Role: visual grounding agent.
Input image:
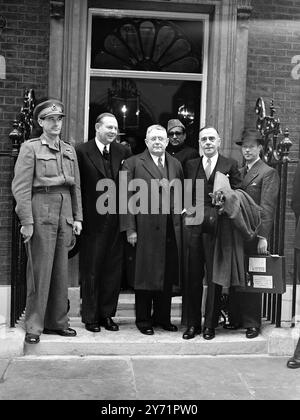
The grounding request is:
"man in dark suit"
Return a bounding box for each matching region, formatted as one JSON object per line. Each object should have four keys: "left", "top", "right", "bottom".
{"left": 76, "top": 112, "right": 131, "bottom": 333}
{"left": 287, "top": 163, "right": 300, "bottom": 368}
{"left": 166, "top": 119, "right": 199, "bottom": 168}
{"left": 226, "top": 129, "right": 279, "bottom": 338}
{"left": 120, "top": 124, "right": 183, "bottom": 335}
{"left": 182, "top": 126, "right": 241, "bottom": 340}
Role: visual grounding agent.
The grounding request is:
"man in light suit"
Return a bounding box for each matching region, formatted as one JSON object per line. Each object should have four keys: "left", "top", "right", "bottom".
{"left": 120, "top": 125, "right": 183, "bottom": 335}
{"left": 182, "top": 126, "right": 241, "bottom": 340}
{"left": 76, "top": 113, "right": 131, "bottom": 333}
{"left": 226, "top": 129, "right": 279, "bottom": 338}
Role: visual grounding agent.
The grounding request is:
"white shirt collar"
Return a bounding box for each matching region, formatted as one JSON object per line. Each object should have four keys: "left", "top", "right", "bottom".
{"left": 247, "top": 157, "right": 260, "bottom": 170}
{"left": 150, "top": 153, "right": 165, "bottom": 167}
{"left": 202, "top": 152, "right": 218, "bottom": 171}
{"left": 95, "top": 137, "right": 110, "bottom": 154}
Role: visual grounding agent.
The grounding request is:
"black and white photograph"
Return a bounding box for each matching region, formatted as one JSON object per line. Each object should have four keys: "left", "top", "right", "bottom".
{"left": 0, "top": 0, "right": 300, "bottom": 404}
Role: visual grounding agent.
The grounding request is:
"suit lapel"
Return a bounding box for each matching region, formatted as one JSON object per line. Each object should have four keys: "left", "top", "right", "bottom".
{"left": 195, "top": 157, "right": 206, "bottom": 180}
{"left": 86, "top": 139, "right": 106, "bottom": 178}
{"left": 165, "top": 152, "right": 176, "bottom": 181}
{"left": 110, "top": 141, "right": 123, "bottom": 180}
{"left": 141, "top": 149, "right": 164, "bottom": 180}
{"left": 242, "top": 159, "right": 262, "bottom": 188}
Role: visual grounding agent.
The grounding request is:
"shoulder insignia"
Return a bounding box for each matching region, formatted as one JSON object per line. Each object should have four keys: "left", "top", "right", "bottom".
{"left": 27, "top": 137, "right": 40, "bottom": 143}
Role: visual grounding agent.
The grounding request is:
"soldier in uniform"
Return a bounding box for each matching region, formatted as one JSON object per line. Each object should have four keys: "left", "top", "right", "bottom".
{"left": 12, "top": 99, "right": 83, "bottom": 344}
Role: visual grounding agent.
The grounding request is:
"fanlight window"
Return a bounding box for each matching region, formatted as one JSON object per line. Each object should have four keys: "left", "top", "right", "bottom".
{"left": 91, "top": 18, "right": 203, "bottom": 73}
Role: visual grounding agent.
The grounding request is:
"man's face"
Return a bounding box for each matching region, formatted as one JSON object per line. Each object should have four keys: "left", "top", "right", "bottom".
{"left": 38, "top": 115, "right": 63, "bottom": 138}
{"left": 241, "top": 139, "right": 261, "bottom": 163}
{"left": 168, "top": 127, "right": 186, "bottom": 146}
{"left": 145, "top": 128, "right": 168, "bottom": 156}
{"left": 199, "top": 127, "right": 221, "bottom": 158}
{"left": 96, "top": 116, "right": 118, "bottom": 145}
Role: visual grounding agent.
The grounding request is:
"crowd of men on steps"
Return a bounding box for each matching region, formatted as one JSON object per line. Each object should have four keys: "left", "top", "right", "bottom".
{"left": 11, "top": 98, "right": 300, "bottom": 369}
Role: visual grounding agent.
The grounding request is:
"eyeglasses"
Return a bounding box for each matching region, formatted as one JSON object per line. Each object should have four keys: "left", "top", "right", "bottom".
{"left": 168, "top": 131, "right": 184, "bottom": 137}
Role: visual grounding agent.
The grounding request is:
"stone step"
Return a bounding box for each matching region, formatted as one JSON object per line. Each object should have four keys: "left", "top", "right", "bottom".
{"left": 22, "top": 317, "right": 274, "bottom": 357}
{"left": 68, "top": 288, "right": 183, "bottom": 318}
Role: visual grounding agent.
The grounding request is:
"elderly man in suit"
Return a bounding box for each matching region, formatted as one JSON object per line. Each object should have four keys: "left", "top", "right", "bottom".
{"left": 225, "top": 129, "right": 279, "bottom": 338}
{"left": 182, "top": 126, "right": 241, "bottom": 340}
{"left": 76, "top": 112, "right": 131, "bottom": 333}
{"left": 120, "top": 124, "right": 183, "bottom": 335}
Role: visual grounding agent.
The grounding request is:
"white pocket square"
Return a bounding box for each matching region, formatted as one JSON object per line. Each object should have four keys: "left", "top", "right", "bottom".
{"left": 250, "top": 182, "right": 257, "bottom": 186}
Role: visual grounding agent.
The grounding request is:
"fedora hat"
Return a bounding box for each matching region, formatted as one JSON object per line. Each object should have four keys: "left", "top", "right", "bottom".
{"left": 235, "top": 128, "right": 264, "bottom": 146}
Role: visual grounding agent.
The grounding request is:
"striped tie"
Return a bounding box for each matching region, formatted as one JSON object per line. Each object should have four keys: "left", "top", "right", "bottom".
{"left": 205, "top": 158, "right": 212, "bottom": 179}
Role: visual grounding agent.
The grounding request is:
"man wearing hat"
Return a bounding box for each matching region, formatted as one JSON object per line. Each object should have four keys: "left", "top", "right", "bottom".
{"left": 225, "top": 128, "right": 279, "bottom": 338}
{"left": 166, "top": 119, "right": 198, "bottom": 168}
{"left": 12, "top": 99, "right": 83, "bottom": 344}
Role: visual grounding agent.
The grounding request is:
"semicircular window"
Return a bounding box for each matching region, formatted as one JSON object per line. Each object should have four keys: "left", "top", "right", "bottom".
{"left": 91, "top": 17, "right": 203, "bottom": 74}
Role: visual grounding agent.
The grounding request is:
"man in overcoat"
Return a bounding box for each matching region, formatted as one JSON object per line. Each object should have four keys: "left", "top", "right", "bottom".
{"left": 76, "top": 112, "right": 131, "bottom": 333}
{"left": 226, "top": 129, "right": 279, "bottom": 338}
{"left": 182, "top": 126, "right": 241, "bottom": 340}
{"left": 120, "top": 124, "right": 183, "bottom": 335}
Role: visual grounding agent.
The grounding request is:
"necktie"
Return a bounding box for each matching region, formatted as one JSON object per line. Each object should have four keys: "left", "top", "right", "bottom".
{"left": 103, "top": 145, "right": 109, "bottom": 160}
{"left": 158, "top": 156, "right": 164, "bottom": 170}
{"left": 205, "top": 158, "right": 212, "bottom": 179}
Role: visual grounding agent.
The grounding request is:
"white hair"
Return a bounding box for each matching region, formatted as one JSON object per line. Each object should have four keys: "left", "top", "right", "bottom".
{"left": 146, "top": 124, "right": 167, "bottom": 138}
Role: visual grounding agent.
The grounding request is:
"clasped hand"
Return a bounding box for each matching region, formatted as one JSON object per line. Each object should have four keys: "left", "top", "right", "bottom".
{"left": 209, "top": 191, "right": 225, "bottom": 214}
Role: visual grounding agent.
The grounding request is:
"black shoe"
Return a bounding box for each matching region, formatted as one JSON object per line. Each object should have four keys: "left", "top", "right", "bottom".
{"left": 223, "top": 323, "right": 240, "bottom": 330}
{"left": 85, "top": 323, "right": 101, "bottom": 333}
{"left": 43, "top": 327, "right": 77, "bottom": 337}
{"left": 138, "top": 326, "right": 154, "bottom": 335}
{"left": 100, "top": 317, "right": 119, "bottom": 331}
{"left": 203, "top": 327, "right": 215, "bottom": 340}
{"left": 287, "top": 357, "right": 300, "bottom": 369}
{"left": 25, "top": 333, "right": 40, "bottom": 344}
{"left": 182, "top": 326, "right": 201, "bottom": 340}
{"left": 153, "top": 322, "right": 178, "bottom": 332}
{"left": 246, "top": 327, "right": 260, "bottom": 339}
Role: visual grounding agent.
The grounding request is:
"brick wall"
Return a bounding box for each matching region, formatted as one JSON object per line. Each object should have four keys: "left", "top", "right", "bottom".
{"left": 0, "top": 0, "right": 50, "bottom": 285}
{"left": 245, "top": 0, "right": 300, "bottom": 283}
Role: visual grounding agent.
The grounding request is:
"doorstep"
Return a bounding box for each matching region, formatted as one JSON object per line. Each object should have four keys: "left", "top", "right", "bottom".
{"left": 17, "top": 318, "right": 300, "bottom": 358}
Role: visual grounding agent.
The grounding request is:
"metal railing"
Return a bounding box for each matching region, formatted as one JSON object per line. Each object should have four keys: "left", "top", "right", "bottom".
{"left": 255, "top": 97, "right": 298, "bottom": 327}
{"left": 9, "top": 89, "right": 35, "bottom": 327}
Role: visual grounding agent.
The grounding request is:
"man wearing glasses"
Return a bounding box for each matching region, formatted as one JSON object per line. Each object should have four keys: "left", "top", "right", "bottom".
{"left": 182, "top": 126, "right": 241, "bottom": 340}
{"left": 120, "top": 125, "right": 183, "bottom": 335}
{"left": 166, "top": 119, "right": 198, "bottom": 168}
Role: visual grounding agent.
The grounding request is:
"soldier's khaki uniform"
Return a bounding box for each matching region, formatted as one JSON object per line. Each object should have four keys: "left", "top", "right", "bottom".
{"left": 12, "top": 134, "right": 83, "bottom": 335}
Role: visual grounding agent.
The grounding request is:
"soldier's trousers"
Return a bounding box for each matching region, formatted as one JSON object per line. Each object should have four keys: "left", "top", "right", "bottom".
{"left": 25, "top": 192, "right": 74, "bottom": 335}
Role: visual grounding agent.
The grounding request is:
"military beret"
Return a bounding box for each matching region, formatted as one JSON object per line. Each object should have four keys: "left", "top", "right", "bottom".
{"left": 33, "top": 99, "right": 65, "bottom": 121}
{"left": 235, "top": 128, "right": 264, "bottom": 146}
{"left": 167, "top": 119, "right": 185, "bottom": 133}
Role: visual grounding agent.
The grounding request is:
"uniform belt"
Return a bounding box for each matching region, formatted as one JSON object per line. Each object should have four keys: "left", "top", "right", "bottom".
{"left": 32, "top": 185, "right": 70, "bottom": 194}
